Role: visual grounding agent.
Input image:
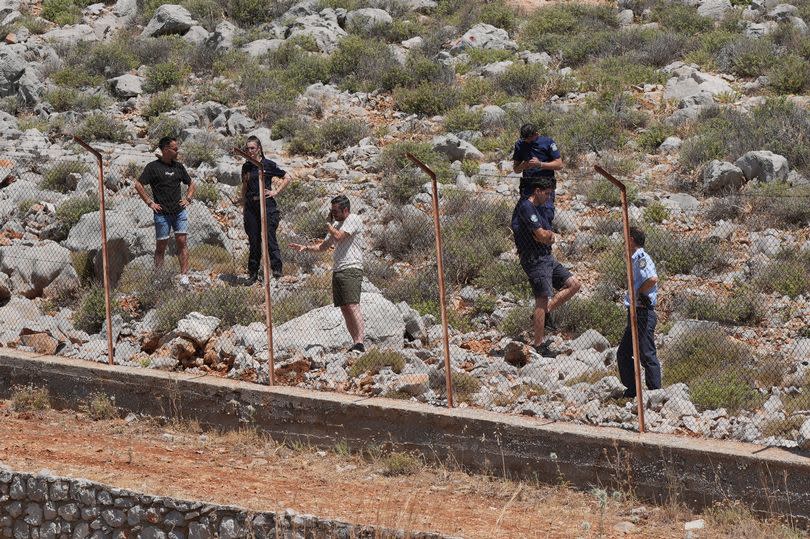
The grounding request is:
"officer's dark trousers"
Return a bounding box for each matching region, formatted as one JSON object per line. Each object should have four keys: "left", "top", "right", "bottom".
{"left": 244, "top": 200, "right": 281, "bottom": 275}
{"left": 617, "top": 308, "right": 661, "bottom": 395}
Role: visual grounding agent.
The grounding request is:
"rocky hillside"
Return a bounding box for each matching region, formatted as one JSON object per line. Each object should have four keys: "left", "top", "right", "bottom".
{"left": 0, "top": 0, "right": 809, "bottom": 447}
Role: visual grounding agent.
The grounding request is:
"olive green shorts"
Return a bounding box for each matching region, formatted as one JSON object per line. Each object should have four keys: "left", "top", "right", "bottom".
{"left": 332, "top": 268, "right": 362, "bottom": 307}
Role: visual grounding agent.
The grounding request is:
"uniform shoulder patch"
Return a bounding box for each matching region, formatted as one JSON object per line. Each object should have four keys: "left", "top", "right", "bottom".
{"left": 638, "top": 258, "right": 647, "bottom": 269}
{"left": 530, "top": 214, "right": 539, "bottom": 222}
{"left": 550, "top": 143, "right": 558, "bottom": 152}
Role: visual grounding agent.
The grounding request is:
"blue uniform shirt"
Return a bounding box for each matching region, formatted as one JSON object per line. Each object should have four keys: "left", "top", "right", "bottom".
{"left": 624, "top": 248, "right": 658, "bottom": 307}
{"left": 511, "top": 197, "right": 552, "bottom": 258}
{"left": 512, "top": 136, "right": 561, "bottom": 220}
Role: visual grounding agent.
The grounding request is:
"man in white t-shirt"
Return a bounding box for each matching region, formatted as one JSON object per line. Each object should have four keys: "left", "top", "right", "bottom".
{"left": 290, "top": 195, "right": 366, "bottom": 352}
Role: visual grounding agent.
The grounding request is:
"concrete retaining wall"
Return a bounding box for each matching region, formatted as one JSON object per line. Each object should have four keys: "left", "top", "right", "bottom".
{"left": 2, "top": 350, "right": 810, "bottom": 525}
{"left": 0, "top": 468, "right": 450, "bottom": 539}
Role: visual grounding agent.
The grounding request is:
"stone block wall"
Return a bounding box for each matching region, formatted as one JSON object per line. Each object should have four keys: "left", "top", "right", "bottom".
{"left": 0, "top": 467, "right": 451, "bottom": 539}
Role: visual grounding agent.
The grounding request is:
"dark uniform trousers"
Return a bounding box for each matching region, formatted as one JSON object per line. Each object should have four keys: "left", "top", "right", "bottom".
{"left": 244, "top": 199, "right": 282, "bottom": 275}
{"left": 617, "top": 308, "right": 661, "bottom": 395}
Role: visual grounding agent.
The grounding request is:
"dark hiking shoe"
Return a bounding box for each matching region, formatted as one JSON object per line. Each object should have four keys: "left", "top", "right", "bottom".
{"left": 531, "top": 342, "right": 558, "bottom": 358}
{"left": 348, "top": 342, "right": 366, "bottom": 353}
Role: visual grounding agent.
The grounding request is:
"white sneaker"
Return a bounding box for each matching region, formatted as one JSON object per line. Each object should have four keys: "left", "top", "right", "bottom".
{"left": 179, "top": 275, "right": 190, "bottom": 286}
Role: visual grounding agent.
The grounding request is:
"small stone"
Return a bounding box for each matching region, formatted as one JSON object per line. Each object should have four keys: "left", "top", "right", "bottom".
{"left": 613, "top": 521, "right": 637, "bottom": 534}
{"left": 684, "top": 519, "right": 705, "bottom": 530}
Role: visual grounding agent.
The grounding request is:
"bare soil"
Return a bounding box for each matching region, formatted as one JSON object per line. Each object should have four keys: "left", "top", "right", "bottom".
{"left": 1, "top": 401, "right": 801, "bottom": 538}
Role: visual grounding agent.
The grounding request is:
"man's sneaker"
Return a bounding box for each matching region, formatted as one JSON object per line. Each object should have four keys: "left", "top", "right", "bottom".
{"left": 348, "top": 342, "right": 365, "bottom": 353}
{"left": 179, "top": 275, "right": 190, "bottom": 286}
{"left": 622, "top": 389, "right": 636, "bottom": 399}
{"left": 245, "top": 273, "right": 258, "bottom": 285}
{"left": 272, "top": 269, "right": 283, "bottom": 279}
{"left": 531, "top": 342, "right": 558, "bottom": 358}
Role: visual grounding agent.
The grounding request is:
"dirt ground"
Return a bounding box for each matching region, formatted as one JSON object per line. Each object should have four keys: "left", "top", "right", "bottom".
{"left": 1, "top": 400, "right": 803, "bottom": 539}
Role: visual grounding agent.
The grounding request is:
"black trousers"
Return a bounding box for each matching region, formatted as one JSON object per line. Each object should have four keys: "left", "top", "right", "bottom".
{"left": 617, "top": 308, "right": 661, "bottom": 395}
{"left": 243, "top": 201, "right": 281, "bottom": 275}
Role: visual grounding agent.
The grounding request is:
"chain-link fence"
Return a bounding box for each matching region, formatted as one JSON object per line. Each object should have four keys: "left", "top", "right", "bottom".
{"left": 1, "top": 142, "right": 809, "bottom": 442}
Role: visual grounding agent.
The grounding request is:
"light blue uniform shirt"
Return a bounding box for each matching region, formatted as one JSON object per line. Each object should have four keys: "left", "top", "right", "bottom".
{"left": 624, "top": 248, "right": 658, "bottom": 307}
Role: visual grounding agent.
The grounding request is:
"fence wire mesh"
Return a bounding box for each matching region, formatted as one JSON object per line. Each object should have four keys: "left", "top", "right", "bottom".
{"left": 1, "top": 148, "right": 809, "bottom": 442}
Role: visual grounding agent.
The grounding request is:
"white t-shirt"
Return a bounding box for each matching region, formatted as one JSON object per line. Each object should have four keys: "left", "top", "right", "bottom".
{"left": 330, "top": 213, "right": 364, "bottom": 271}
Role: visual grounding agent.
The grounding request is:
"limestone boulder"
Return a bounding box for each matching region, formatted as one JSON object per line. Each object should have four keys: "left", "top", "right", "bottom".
{"left": 141, "top": 4, "right": 196, "bottom": 38}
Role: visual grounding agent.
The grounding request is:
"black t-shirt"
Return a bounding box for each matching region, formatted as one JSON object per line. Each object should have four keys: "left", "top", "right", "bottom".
{"left": 138, "top": 159, "right": 192, "bottom": 215}
{"left": 242, "top": 158, "right": 286, "bottom": 206}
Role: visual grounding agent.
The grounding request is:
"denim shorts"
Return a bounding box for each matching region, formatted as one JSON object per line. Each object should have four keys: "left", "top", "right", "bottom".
{"left": 154, "top": 209, "right": 188, "bottom": 241}
{"left": 520, "top": 254, "right": 572, "bottom": 298}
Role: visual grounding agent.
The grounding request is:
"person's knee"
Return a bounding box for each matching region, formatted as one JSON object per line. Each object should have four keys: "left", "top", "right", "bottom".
{"left": 566, "top": 277, "right": 581, "bottom": 294}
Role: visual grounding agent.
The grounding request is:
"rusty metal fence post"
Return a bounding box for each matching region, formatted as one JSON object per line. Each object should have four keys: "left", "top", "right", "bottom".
{"left": 594, "top": 164, "right": 645, "bottom": 433}
{"left": 73, "top": 136, "right": 114, "bottom": 366}
{"left": 405, "top": 153, "right": 454, "bottom": 408}
{"left": 233, "top": 147, "right": 276, "bottom": 385}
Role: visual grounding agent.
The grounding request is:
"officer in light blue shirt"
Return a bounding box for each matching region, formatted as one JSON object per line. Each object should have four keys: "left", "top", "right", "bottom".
{"left": 617, "top": 226, "right": 661, "bottom": 398}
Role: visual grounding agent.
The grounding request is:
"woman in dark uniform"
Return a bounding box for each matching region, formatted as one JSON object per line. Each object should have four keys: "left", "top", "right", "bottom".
{"left": 240, "top": 135, "right": 291, "bottom": 284}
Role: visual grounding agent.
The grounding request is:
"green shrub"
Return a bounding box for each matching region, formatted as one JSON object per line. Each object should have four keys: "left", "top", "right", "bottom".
{"left": 443, "top": 106, "right": 484, "bottom": 133}
{"left": 70, "top": 251, "right": 95, "bottom": 284}
{"left": 442, "top": 195, "right": 513, "bottom": 285}
{"left": 292, "top": 203, "right": 330, "bottom": 240}
{"left": 181, "top": 0, "right": 223, "bottom": 29}
{"left": 75, "top": 114, "right": 130, "bottom": 143}
{"left": 83, "top": 39, "right": 139, "bottom": 77}
{"left": 662, "top": 328, "right": 758, "bottom": 412}
{"left": 74, "top": 286, "right": 107, "bottom": 333}
{"left": 393, "top": 81, "right": 460, "bottom": 116}
{"left": 646, "top": 227, "right": 726, "bottom": 276}
{"left": 456, "top": 48, "right": 514, "bottom": 74}
{"left": 188, "top": 244, "right": 236, "bottom": 273}
{"left": 155, "top": 286, "right": 262, "bottom": 333}
{"left": 479, "top": 0, "right": 517, "bottom": 32}
{"left": 500, "top": 303, "right": 533, "bottom": 339}
{"left": 116, "top": 265, "right": 176, "bottom": 313}
{"left": 273, "top": 283, "right": 331, "bottom": 324}
{"left": 411, "top": 299, "right": 474, "bottom": 333}
{"left": 17, "top": 198, "right": 37, "bottom": 215}
{"left": 82, "top": 392, "right": 118, "bottom": 420}
{"left": 51, "top": 68, "right": 104, "bottom": 89}
{"left": 449, "top": 371, "right": 481, "bottom": 403}
{"left": 518, "top": 3, "right": 618, "bottom": 66}
{"left": 228, "top": 0, "right": 288, "bottom": 26}
{"left": 378, "top": 141, "right": 453, "bottom": 204}
{"left": 679, "top": 98, "right": 810, "bottom": 175}
{"left": 147, "top": 114, "right": 182, "bottom": 144}
{"left": 144, "top": 62, "right": 189, "bottom": 93}
{"left": 195, "top": 182, "right": 219, "bottom": 207}
{"left": 652, "top": 4, "right": 713, "bottom": 34}
{"left": 553, "top": 109, "right": 622, "bottom": 163}
{"left": 329, "top": 35, "right": 403, "bottom": 92}
{"left": 636, "top": 123, "right": 673, "bottom": 152}
{"left": 182, "top": 138, "right": 221, "bottom": 167}
{"left": 494, "top": 63, "right": 547, "bottom": 99}
{"left": 10, "top": 384, "right": 50, "bottom": 412}
{"left": 143, "top": 91, "right": 176, "bottom": 119}
{"left": 473, "top": 294, "right": 497, "bottom": 315}
{"left": 278, "top": 179, "right": 326, "bottom": 208}
{"left": 585, "top": 178, "right": 638, "bottom": 207}
{"left": 42, "top": 161, "right": 90, "bottom": 193}
{"left": 41, "top": 0, "right": 80, "bottom": 25}
{"left": 56, "top": 195, "right": 99, "bottom": 230}
{"left": 45, "top": 88, "right": 106, "bottom": 113}
{"left": 715, "top": 37, "right": 773, "bottom": 78}
{"left": 373, "top": 206, "right": 434, "bottom": 262}
{"left": 554, "top": 294, "right": 626, "bottom": 343}
{"left": 381, "top": 451, "right": 421, "bottom": 476}
{"left": 474, "top": 260, "right": 532, "bottom": 299}
{"left": 756, "top": 256, "right": 810, "bottom": 298}
{"left": 382, "top": 270, "right": 439, "bottom": 307}
{"left": 195, "top": 81, "right": 238, "bottom": 105}
{"left": 769, "top": 54, "right": 810, "bottom": 94}
{"left": 677, "top": 287, "right": 763, "bottom": 326}
{"left": 245, "top": 88, "right": 296, "bottom": 124}
{"left": 288, "top": 117, "right": 369, "bottom": 157}
{"left": 348, "top": 348, "right": 406, "bottom": 378}
{"left": 643, "top": 201, "right": 670, "bottom": 224}
{"left": 578, "top": 55, "right": 666, "bottom": 93}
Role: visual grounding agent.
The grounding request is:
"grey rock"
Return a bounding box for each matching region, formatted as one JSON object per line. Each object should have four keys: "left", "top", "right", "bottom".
{"left": 735, "top": 150, "right": 789, "bottom": 183}
{"left": 141, "top": 5, "right": 196, "bottom": 38}
{"left": 218, "top": 517, "right": 242, "bottom": 539}
{"left": 206, "top": 21, "right": 238, "bottom": 52}
{"left": 0, "top": 242, "right": 78, "bottom": 299}
{"left": 702, "top": 160, "right": 746, "bottom": 193}
{"left": 42, "top": 24, "right": 99, "bottom": 44}
{"left": 286, "top": 9, "right": 347, "bottom": 53}
{"left": 480, "top": 60, "right": 513, "bottom": 77}
{"left": 432, "top": 133, "right": 483, "bottom": 161}
{"left": 58, "top": 504, "right": 81, "bottom": 522}
{"left": 101, "top": 510, "right": 125, "bottom": 528}
{"left": 275, "top": 292, "right": 404, "bottom": 351}
{"left": 182, "top": 25, "right": 210, "bottom": 46}
{"left": 451, "top": 23, "right": 517, "bottom": 52}
{"left": 23, "top": 504, "right": 42, "bottom": 526}
{"left": 113, "top": 0, "right": 137, "bottom": 22}
{"left": 107, "top": 74, "right": 144, "bottom": 98}
{"left": 569, "top": 329, "right": 610, "bottom": 352}
{"left": 745, "top": 20, "right": 778, "bottom": 37}
{"left": 589, "top": 376, "right": 625, "bottom": 400}
{"left": 186, "top": 523, "right": 211, "bottom": 539}
{"left": 518, "top": 50, "right": 552, "bottom": 66}
{"left": 768, "top": 3, "right": 798, "bottom": 20}
{"left": 140, "top": 527, "right": 166, "bottom": 539}
{"left": 241, "top": 38, "right": 284, "bottom": 58}
{"left": 658, "top": 136, "right": 682, "bottom": 152}
{"left": 346, "top": 8, "right": 392, "bottom": 32}
{"left": 698, "top": 0, "right": 732, "bottom": 19}
{"left": 617, "top": 8, "right": 634, "bottom": 25}
{"left": 397, "top": 301, "right": 426, "bottom": 340}
{"left": 660, "top": 192, "right": 700, "bottom": 212}
{"left": 664, "top": 66, "right": 732, "bottom": 103}
{"left": 0, "top": 47, "right": 25, "bottom": 98}
{"left": 797, "top": 418, "right": 810, "bottom": 450}
{"left": 176, "top": 312, "right": 220, "bottom": 347}
{"left": 661, "top": 396, "right": 698, "bottom": 417}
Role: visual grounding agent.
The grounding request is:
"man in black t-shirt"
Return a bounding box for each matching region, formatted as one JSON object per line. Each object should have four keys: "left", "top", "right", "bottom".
{"left": 134, "top": 136, "right": 196, "bottom": 283}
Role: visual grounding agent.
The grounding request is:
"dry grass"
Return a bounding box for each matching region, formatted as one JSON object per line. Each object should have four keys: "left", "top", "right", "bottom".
{"left": 10, "top": 384, "right": 50, "bottom": 412}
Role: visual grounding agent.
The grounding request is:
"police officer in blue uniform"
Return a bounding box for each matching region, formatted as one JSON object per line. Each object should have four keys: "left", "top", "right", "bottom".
{"left": 617, "top": 227, "right": 661, "bottom": 398}
{"left": 240, "top": 135, "right": 292, "bottom": 284}
{"left": 511, "top": 176, "right": 580, "bottom": 357}
{"left": 512, "top": 123, "right": 563, "bottom": 223}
